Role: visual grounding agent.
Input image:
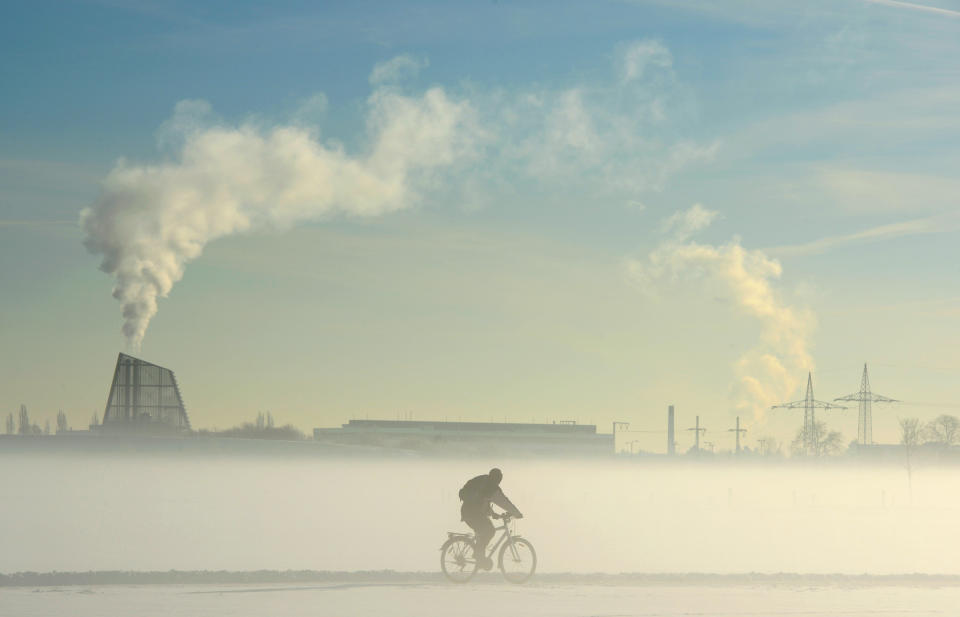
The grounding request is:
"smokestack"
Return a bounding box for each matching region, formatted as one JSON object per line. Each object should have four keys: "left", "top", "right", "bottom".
{"left": 667, "top": 405, "right": 675, "bottom": 455}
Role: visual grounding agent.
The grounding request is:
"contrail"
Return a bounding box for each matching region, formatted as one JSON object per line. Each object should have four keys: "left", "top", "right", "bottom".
{"left": 865, "top": 0, "right": 960, "bottom": 18}
{"left": 765, "top": 215, "right": 957, "bottom": 257}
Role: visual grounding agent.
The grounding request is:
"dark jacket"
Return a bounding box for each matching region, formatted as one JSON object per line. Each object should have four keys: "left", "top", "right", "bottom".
{"left": 459, "top": 474, "right": 522, "bottom": 518}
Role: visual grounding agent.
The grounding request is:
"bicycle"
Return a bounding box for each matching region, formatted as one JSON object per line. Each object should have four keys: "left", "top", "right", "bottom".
{"left": 439, "top": 513, "right": 536, "bottom": 584}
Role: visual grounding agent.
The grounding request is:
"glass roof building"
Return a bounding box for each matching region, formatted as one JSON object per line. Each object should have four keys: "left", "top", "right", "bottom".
{"left": 102, "top": 353, "right": 191, "bottom": 432}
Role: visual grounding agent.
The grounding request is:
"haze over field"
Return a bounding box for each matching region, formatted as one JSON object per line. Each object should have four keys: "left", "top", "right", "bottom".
{"left": 2, "top": 454, "right": 958, "bottom": 575}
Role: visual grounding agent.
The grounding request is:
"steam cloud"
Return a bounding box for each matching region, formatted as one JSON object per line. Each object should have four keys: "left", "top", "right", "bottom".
{"left": 81, "top": 83, "right": 476, "bottom": 347}
{"left": 82, "top": 43, "right": 715, "bottom": 347}
{"left": 628, "top": 205, "right": 814, "bottom": 419}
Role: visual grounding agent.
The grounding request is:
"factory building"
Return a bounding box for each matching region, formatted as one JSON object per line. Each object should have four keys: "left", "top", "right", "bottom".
{"left": 99, "top": 353, "right": 191, "bottom": 434}
{"left": 314, "top": 419, "right": 612, "bottom": 455}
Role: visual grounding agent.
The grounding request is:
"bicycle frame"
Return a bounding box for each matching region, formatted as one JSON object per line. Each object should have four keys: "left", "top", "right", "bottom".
{"left": 484, "top": 520, "right": 509, "bottom": 558}
{"left": 441, "top": 514, "right": 535, "bottom": 584}
{"left": 446, "top": 516, "right": 522, "bottom": 564}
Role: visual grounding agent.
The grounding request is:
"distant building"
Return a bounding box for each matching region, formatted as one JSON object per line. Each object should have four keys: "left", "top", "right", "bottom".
{"left": 314, "top": 419, "right": 612, "bottom": 455}
{"left": 99, "top": 353, "right": 191, "bottom": 434}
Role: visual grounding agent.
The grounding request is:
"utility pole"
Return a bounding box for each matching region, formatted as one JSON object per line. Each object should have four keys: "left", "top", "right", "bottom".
{"left": 687, "top": 415, "right": 705, "bottom": 454}
{"left": 728, "top": 416, "right": 747, "bottom": 454}
{"left": 772, "top": 372, "right": 846, "bottom": 456}
{"left": 667, "top": 405, "right": 676, "bottom": 456}
{"left": 612, "top": 421, "right": 629, "bottom": 454}
{"left": 834, "top": 363, "right": 898, "bottom": 446}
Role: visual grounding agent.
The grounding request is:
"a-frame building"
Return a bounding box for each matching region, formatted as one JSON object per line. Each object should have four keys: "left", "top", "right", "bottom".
{"left": 102, "top": 353, "right": 191, "bottom": 432}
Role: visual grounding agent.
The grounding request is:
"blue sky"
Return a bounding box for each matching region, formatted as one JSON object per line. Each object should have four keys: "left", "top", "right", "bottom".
{"left": 2, "top": 0, "right": 959, "bottom": 450}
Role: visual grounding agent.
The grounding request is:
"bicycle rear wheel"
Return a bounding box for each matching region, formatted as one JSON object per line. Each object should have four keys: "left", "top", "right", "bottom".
{"left": 440, "top": 536, "right": 478, "bottom": 583}
{"left": 499, "top": 537, "right": 536, "bottom": 584}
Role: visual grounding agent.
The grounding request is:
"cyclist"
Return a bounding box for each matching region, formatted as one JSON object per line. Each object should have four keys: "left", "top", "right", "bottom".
{"left": 458, "top": 467, "right": 523, "bottom": 570}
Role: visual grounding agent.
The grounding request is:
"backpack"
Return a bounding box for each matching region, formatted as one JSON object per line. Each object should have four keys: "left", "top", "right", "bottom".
{"left": 458, "top": 474, "right": 486, "bottom": 502}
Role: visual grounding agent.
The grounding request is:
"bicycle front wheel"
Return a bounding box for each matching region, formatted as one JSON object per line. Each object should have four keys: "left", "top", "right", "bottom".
{"left": 440, "top": 536, "right": 478, "bottom": 583}
{"left": 499, "top": 537, "right": 536, "bottom": 584}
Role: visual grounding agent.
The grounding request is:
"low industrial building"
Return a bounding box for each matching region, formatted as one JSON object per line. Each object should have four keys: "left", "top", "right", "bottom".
{"left": 313, "top": 419, "right": 613, "bottom": 456}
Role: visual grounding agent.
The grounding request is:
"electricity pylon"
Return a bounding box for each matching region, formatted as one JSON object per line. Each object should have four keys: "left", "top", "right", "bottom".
{"left": 772, "top": 372, "right": 846, "bottom": 456}
{"left": 834, "top": 363, "right": 898, "bottom": 445}
{"left": 687, "top": 415, "right": 706, "bottom": 453}
{"left": 728, "top": 416, "right": 747, "bottom": 454}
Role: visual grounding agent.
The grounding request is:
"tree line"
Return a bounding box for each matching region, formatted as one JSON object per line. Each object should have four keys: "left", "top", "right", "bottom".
{"left": 4, "top": 407, "right": 305, "bottom": 440}
{"left": 900, "top": 414, "right": 960, "bottom": 446}
{"left": 196, "top": 411, "right": 306, "bottom": 440}
{"left": 2, "top": 405, "right": 74, "bottom": 436}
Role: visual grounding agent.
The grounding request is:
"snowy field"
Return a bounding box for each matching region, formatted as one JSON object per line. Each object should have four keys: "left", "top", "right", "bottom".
{"left": 6, "top": 580, "right": 960, "bottom": 617}
{"left": 4, "top": 450, "right": 960, "bottom": 616}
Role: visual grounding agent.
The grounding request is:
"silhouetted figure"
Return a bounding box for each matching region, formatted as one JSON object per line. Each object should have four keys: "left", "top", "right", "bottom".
{"left": 458, "top": 467, "right": 523, "bottom": 570}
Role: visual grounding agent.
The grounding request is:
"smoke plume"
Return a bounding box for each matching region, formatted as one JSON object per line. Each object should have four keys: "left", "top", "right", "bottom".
{"left": 81, "top": 84, "right": 476, "bottom": 347}
{"left": 628, "top": 205, "right": 815, "bottom": 419}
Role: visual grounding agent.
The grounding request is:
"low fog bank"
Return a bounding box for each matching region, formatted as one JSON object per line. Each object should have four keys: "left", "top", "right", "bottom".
{"left": 1, "top": 454, "right": 957, "bottom": 575}
{"left": 8, "top": 571, "right": 960, "bottom": 588}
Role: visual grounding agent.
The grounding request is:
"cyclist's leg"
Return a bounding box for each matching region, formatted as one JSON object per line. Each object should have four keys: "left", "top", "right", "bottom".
{"left": 462, "top": 511, "right": 495, "bottom": 569}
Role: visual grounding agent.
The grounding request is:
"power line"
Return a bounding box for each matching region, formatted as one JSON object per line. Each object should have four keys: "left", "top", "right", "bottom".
{"left": 872, "top": 362, "right": 960, "bottom": 374}
{"left": 898, "top": 401, "right": 960, "bottom": 410}
{"left": 616, "top": 429, "right": 668, "bottom": 434}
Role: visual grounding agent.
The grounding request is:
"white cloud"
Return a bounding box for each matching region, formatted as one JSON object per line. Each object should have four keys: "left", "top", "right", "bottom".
{"left": 817, "top": 167, "right": 960, "bottom": 213}
{"left": 155, "top": 99, "right": 215, "bottom": 151}
{"left": 369, "top": 54, "right": 428, "bottom": 85}
{"left": 480, "top": 39, "right": 716, "bottom": 201}
{"left": 290, "top": 92, "right": 329, "bottom": 127}
{"left": 629, "top": 205, "right": 814, "bottom": 420}
{"left": 620, "top": 40, "right": 673, "bottom": 83}
{"left": 728, "top": 85, "right": 960, "bottom": 161}
{"left": 661, "top": 203, "right": 719, "bottom": 239}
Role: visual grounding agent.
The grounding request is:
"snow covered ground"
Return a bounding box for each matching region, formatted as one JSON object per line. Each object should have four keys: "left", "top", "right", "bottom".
{"left": 5, "top": 452, "right": 960, "bottom": 616}
{"left": 6, "top": 580, "right": 960, "bottom": 617}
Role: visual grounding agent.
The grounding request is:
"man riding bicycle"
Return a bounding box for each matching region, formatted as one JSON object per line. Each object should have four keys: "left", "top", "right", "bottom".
{"left": 459, "top": 468, "right": 523, "bottom": 570}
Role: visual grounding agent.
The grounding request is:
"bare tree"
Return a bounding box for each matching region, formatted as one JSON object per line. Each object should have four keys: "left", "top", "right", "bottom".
{"left": 757, "top": 436, "right": 781, "bottom": 457}
{"left": 256, "top": 412, "right": 265, "bottom": 430}
{"left": 266, "top": 412, "right": 275, "bottom": 429}
{"left": 18, "top": 404, "right": 30, "bottom": 435}
{"left": 56, "top": 410, "right": 69, "bottom": 434}
{"left": 90, "top": 412, "right": 100, "bottom": 428}
{"left": 791, "top": 421, "right": 845, "bottom": 457}
{"left": 923, "top": 415, "right": 960, "bottom": 446}
{"left": 4, "top": 412, "right": 13, "bottom": 435}
{"left": 44, "top": 420, "right": 51, "bottom": 435}
{"left": 899, "top": 417, "right": 922, "bottom": 493}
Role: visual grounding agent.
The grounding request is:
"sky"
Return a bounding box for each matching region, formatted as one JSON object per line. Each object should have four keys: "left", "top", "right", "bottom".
{"left": 1, "top": 0, "right": 959, "bottom": 450}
